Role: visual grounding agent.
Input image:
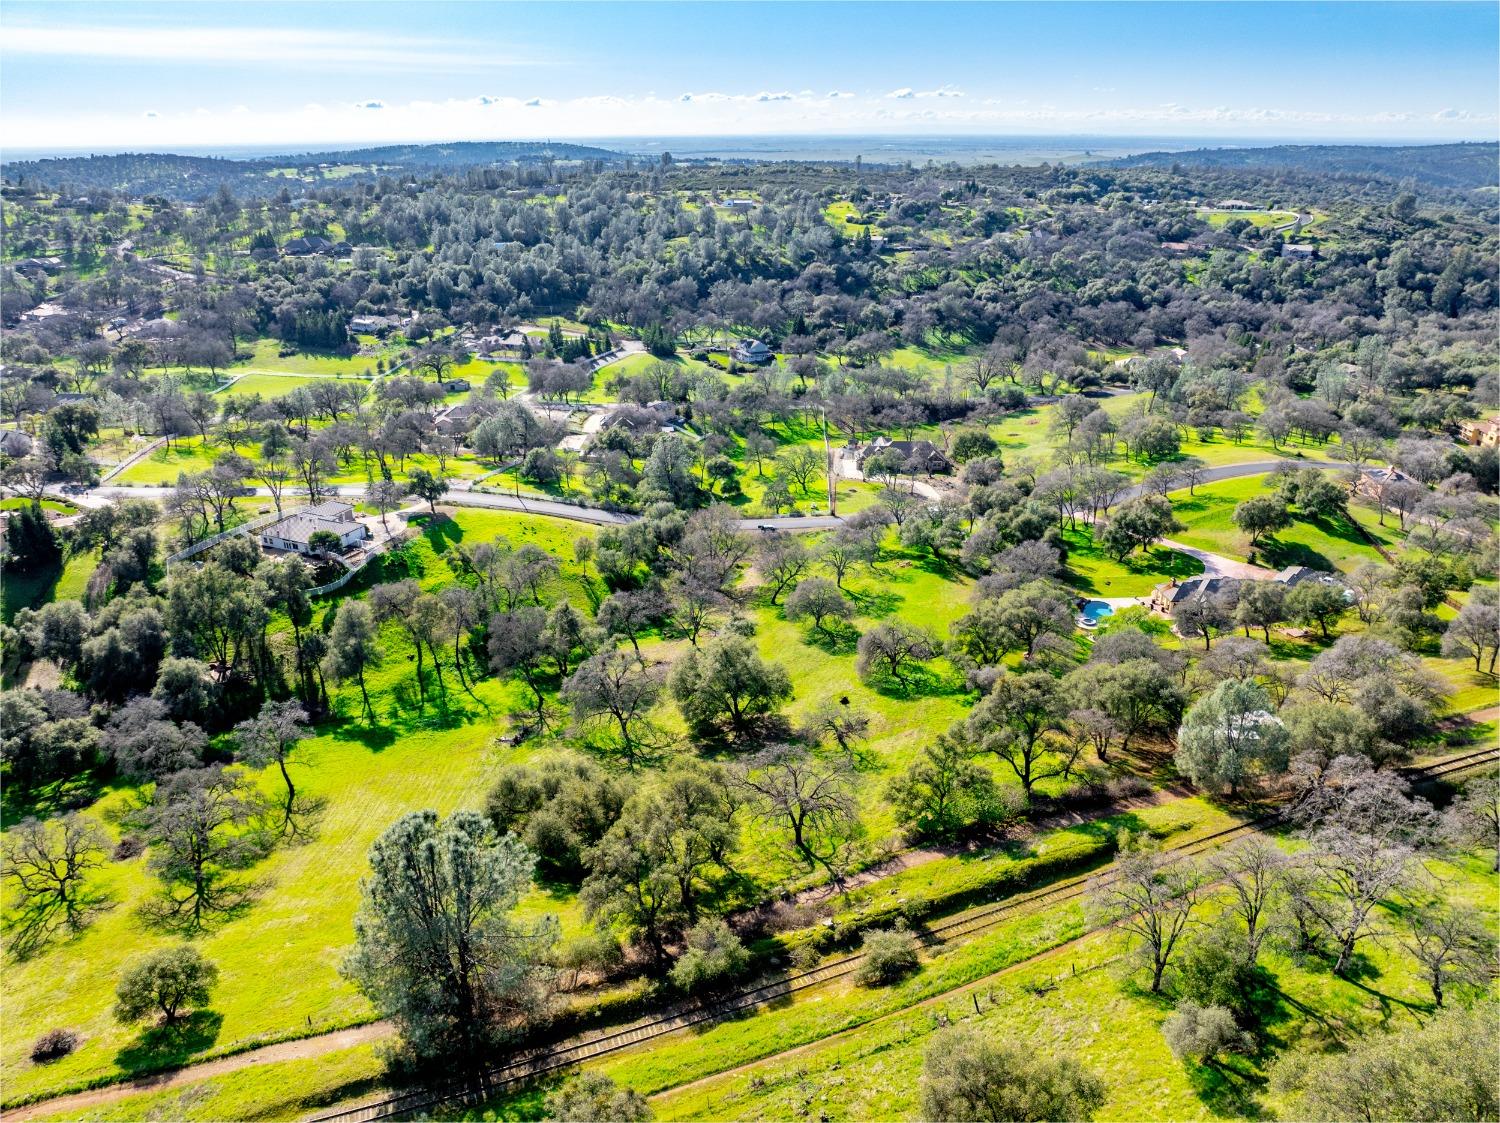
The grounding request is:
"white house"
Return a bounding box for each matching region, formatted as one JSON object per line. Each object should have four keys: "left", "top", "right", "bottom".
{"left": 732, "top": 338, "right": 773, "bottom": 365}
{"left": 259, "top": 501, "right": 369, "bottom": 556}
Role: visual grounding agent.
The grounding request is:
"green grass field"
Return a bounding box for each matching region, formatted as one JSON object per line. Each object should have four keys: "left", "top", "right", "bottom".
{"left": 1166, "top": 475, "right": 1401, "bottom": 572}
{"left": 1060, "top": 528, "right": 1204, "bottom": 597}
{"left": 218, "top": 374, "right": 355, "bottom": 400}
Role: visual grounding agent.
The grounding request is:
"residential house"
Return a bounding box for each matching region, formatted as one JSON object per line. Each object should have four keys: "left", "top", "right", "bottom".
{"left": 1354, "top": 463, "right": 1414, "bottom": 502}
{"left": 282, "top": 235, "right": 336, "bottom": 256}
{"left": 350, "top": 315, "right": 397, "bottom": 335}
{"left": 259, "top": 500, "right": 369, "bottom": 556}
{"left": 1150, "top": 575, "right": 1232, "bottom": 614}
{"left": 435, "top": 401, "right": 477, "bottom": 436}
{"left": 478, "top": 332, "right": 533, "bottom": 360}
{"left": 1275, "top": 565, "right": 1344, "bottom": 590}
{"left": 732, "top": 338, "right": 774, "bottom": 365}
{"left": 442, "top": 378, "right": 471, "bottom": 393}
{"left": 15, "top": 256, "right": 63, "bottom": 278}
{"left": 1459, "top": 418, "right": 1500, "bottom": 448}
{"left": 852, "top": 436, "right": 952, "bottom": 476}
{"left": 1281, "top": 244, "right": 1317, "bottom": 261}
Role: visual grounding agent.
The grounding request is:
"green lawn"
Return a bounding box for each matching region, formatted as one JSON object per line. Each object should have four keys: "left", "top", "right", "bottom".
{"left": 235, "top": 339, "right": 389, "bottom": 377}
{"left": 111, "top": 436, "right": 493, "bottom": 488}
{"left": 0, "top": 498, "right": 78, "bottom": 515}
{"left": 1060, "top": 527, "right": 1204, "bottom": 597}
{"left": 1198, "top": 208, "right": 1298, "bottom": 229}
{"left": 219, "top": 373, "right": 356, "bottom": 400}
{"left": 1166, "top": 475, "right": 1400, "bottom": 572}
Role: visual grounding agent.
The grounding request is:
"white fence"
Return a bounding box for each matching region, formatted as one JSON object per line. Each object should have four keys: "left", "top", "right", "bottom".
{"left": 164, "top": 507, "right": 288, "bottom": 565}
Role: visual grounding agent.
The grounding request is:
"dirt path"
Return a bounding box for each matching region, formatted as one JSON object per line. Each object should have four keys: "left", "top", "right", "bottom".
{"left": 0, "top": 1024, "right": 392, "bottom": 1122}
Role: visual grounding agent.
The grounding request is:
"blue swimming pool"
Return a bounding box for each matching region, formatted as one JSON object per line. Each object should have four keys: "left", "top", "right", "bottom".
{"left": 1080, "top": 600, "right": 1115, "bottom": 625}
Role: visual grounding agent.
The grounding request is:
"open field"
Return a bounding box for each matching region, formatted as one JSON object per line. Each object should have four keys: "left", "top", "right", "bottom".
{"left": 1166, "top": 474, "right": 1401, "bottom": 572}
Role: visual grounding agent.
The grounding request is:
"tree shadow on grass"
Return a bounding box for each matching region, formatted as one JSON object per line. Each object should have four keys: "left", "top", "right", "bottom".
{"left": 1184, "top": 1054, "right": 1271, "bottom": 1119}
{"left": 0, "top": 771, "right": 113, "bottom": 829}
{"left": 1259, "top": 539, "right": 1335, "bottom": 571}
{"left": 864, "top": 665, "right": 966, "bottom": 701}
{"left": 802, "top": 623, "right": 860, "bottom": 656}
{"left": 328, "top": 722, "right": 398, "bottom": 751}
{"left": 848, "top": 588, "right": 903, "bottom": 620}
{"left": 420, "top": 512, "right": 465, "bottom": 551}
{"left": 113, "top": 1009, "right": 224, "bottom": 1077}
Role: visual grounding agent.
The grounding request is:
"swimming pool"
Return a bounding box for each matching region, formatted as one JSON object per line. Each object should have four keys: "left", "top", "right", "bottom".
{"left": 1079, "top": 600, "right": 1115, "bottom": 627}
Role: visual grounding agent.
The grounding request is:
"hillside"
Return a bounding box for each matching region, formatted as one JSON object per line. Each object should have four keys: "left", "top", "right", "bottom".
{"left": 0, "top": 140, "right": 629, "bottom": 200}
{"left": 1103, "top": 141, "right": 1500, "bottom": 189}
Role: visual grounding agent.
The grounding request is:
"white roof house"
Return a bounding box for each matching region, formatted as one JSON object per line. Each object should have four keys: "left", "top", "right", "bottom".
{"left": 732, "top": 338, "right": 773, "bottom": 365}
{"left": 259, "top": 500, "right": 369, "bottom": 556}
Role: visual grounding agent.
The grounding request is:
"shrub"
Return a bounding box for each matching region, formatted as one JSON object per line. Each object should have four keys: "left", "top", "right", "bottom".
{"left": 30, "top": 1029, "right": 78, "bottom": 1064}
{"left": 544, "top": 1071, "right": 653, "bottom": 1121}
{"left": 670, "top": 918, "right": 750, "bottom": 995}
{"left": 921, "top": 1027, "right": 1107, "bottom": 1122}
{"left": 1163, "top": 1001, "right": 1252, "bottom": 1062}
{"left": 854, "top": 927, "right": 919, "bottom": 986}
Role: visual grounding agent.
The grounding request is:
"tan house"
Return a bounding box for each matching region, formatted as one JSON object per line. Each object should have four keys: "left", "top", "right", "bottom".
{"left": 1459, "top": 418, "right": 1500, "bottom": 448}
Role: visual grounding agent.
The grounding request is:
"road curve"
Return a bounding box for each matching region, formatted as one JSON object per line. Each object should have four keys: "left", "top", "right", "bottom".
{"left": 1114, "top": 458, "right": 1343, "bottom": 506}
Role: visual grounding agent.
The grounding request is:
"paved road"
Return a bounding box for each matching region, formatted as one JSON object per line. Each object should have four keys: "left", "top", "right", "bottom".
{"left": 1115, "top": 458, "right": 1342, "bottom": 505}
{"left": 62, "top": 457, "right": 1350, "bottom": 539}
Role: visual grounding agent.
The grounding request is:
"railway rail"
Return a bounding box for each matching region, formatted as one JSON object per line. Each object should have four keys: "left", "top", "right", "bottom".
{"left": 307, "top": 746, "right": 1497, "bottom": 1123}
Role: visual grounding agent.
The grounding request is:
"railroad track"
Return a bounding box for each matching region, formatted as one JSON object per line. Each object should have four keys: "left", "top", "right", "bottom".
{"left": 307, "top": 747, "right": 1497, "bottom": 1123}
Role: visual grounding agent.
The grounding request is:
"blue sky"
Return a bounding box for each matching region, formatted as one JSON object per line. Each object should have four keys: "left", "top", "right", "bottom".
{"left": 3, "top": 1, "right": 1496, "bottom": 152}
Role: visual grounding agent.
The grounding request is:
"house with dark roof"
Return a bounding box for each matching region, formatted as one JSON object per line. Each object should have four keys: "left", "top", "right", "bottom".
{"left": 732, "top": 338, "right": 773, "bottom": 365}
{"left": 1275, "top": 565, "right": 1343, "bottom": 589}
{"left": 1354, "top": 463, "right": 1414, "bottom": 501}
{"left": 1150, "top": 575, "right": 1232, "bottom": 614}
{"left": 852, "top": 436, "right": 952, "bottom": 475}
{"left": 282, "top": 235, "right": 336, "bottom": 256}
{"left": 259, "top": 500, "right": 368, "bottom": 555}
{"left": 435, "top": 401, "right": 477, "bottom": 435}
{"left": 478, "top": 332, "right": 533, "bottom": 359}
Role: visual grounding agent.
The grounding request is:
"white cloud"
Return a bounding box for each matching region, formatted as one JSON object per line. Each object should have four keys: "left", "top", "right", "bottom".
{"left": 0, "top": 23, "right": 532, "bottom": 72}
{"left": 5, "top": 88, "right": 1491, "bottom": 151}
{"left": 887, "top": 85, "right": 963, "bottom": 100}
{"left": 827, "top": 90, "right": 853, "bottom": 99}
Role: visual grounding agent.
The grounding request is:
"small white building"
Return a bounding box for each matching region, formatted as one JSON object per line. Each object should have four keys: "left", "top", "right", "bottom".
{"left": 259, "top": 501, "right": 369, "bottom": 556}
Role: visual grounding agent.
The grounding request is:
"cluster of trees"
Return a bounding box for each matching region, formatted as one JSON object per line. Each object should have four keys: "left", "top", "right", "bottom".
{"left": 1085, "top": 764, "right": 1499, "bottom": 1099}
